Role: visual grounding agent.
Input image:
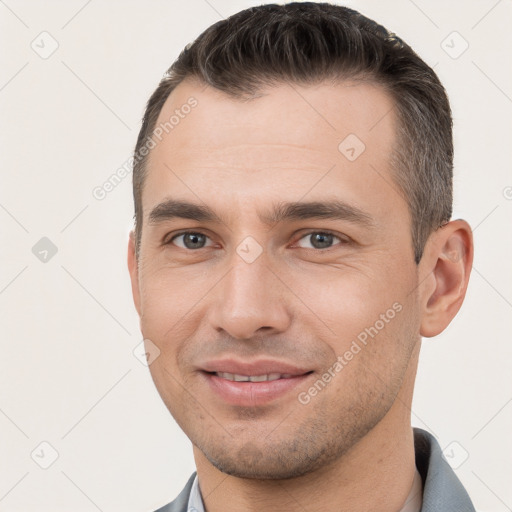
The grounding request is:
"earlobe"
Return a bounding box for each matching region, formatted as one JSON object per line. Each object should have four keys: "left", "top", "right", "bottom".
{"left": 419, "top": 220, "right": 473, "bottom": 338}
{"left": 127, "top": 230, "right": 142, "bottom": 317}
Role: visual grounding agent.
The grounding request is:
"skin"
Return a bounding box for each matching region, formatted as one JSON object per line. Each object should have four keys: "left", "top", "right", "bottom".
{"left": 128, "top": 78, "right": 473, "bottom": 512}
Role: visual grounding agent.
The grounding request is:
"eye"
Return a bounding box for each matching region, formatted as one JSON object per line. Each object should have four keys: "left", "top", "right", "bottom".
{"left": 295, "top": 231, "right": 346, "bottom": 250}
{"left": 168, "top": 232, "right": 214, "bottom": 250}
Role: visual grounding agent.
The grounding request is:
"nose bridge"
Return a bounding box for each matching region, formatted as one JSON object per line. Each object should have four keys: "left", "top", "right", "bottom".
{"left": 228, "top": 254, "right": 269, "bottom": 307}
{"left": 210, "top": 247, "right": 290, "bottom": 339}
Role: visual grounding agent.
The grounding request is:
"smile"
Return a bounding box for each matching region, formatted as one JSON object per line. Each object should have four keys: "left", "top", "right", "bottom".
{"left": 214, "top": 372, "right": 294, "bottom": 382}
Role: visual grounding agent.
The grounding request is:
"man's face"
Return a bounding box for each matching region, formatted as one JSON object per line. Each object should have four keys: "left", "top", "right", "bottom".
{"left": 130, "top": 79, "right": 423, "bottom": 478}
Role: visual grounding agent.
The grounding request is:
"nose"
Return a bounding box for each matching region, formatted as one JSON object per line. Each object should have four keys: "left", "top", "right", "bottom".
{"left": 207, "top": 252, "right": 292, "bottom": 340}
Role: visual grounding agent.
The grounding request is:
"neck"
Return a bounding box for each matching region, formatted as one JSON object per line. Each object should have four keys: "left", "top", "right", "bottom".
{"left": 194, "top": 342, "right": 421, "bottom": 512}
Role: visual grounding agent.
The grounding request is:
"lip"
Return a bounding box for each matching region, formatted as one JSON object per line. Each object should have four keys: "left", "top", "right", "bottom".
{"left": 199, "top": 358, "right": 313, "bottom": 406}
{"left": 200, "top": 358, "right": 311, "bottom": 376}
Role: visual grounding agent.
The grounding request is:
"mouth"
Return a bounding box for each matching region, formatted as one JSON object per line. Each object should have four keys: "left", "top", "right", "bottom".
{"left": 213, "top": 372, "right": 296, "bottom": 382}
{"left": 199, "top": 361, "right": 314, "bottom": 406}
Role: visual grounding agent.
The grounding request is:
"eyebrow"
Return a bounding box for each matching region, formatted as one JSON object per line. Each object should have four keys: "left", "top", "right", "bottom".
{"left": 148, "top": 198, "right": 375, "bottom": 228}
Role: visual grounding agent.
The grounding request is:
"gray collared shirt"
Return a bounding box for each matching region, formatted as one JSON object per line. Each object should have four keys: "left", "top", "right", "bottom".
{"left": 187, "top": 469, "right": 422, "bottom": 512}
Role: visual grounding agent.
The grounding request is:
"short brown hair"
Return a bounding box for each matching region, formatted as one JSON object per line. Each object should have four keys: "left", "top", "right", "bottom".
{"left": 132, "top": 2, "right": 453, "bottom": 263}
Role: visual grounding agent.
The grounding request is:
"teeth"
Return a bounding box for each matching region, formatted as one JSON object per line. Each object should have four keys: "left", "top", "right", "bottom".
{"left": 216, "top": 372, "right": 290, "bottom": 382}
{"left": 248, "top": 374, "right": 267, "bottom": 382}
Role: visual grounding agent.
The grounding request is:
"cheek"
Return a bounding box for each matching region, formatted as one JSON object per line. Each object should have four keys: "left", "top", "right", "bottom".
{"left": 316, "top": 299, "right": 418, "bottom": 416}
{"left": 138, "top": 263, "right": 205, "bottom": 339}
{"left": 292, "top": 263, "right": 410, "bottom": 333}
{"left": 138, "top": 279, "right": 195, "bottom": 418}
{"left": 291, "top": 262, "right": 419, "bottom": 386}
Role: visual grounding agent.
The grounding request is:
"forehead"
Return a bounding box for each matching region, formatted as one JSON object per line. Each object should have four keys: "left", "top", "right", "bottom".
{"left": 153, "top": 77, "right": 395, "bottom": 158}
{"left": 143, "top": 78, "right": 403, "bottom": 224}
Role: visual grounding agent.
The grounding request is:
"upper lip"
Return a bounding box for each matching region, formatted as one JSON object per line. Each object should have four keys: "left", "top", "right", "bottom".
{"left": 200, "top": 358, "right": 311, "bottom": 376}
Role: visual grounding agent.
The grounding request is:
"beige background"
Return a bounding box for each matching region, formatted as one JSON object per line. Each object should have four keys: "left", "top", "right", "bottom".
{"left": 0, "top": 0, "right": 511, "bottom": 510}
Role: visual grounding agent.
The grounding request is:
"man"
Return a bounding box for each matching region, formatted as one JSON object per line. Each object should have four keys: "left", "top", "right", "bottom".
{"left": 127, "top": 3, "right": 475, "bottom": 511}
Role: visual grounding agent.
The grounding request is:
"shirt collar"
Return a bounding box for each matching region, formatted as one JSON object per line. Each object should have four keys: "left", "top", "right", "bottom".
{"left": 187, "top": 468, "right": 423, "bottom": 512}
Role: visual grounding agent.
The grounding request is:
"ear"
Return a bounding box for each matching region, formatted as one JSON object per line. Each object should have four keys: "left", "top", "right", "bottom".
{"left": 127, "top": 230, "right": 142, "bottom": 317}
{"left": 418, "top": 220, "right": 473, "bottom": 337}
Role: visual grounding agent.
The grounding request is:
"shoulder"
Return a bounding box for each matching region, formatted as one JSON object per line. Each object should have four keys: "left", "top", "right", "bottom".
{"left": 153, "top": 473, "right": 197, "bottom": 512}
{"left": 414, "top": 428, "right": 476, "bottom": 512}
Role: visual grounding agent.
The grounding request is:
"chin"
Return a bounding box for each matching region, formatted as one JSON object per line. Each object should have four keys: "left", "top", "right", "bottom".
{"left": 198, "top": 437, "right": 342, "bottom": 480}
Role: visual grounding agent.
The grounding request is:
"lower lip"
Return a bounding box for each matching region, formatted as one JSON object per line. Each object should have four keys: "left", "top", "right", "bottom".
{"left": 202, "top": 372, "right": 312, "bottom": 406}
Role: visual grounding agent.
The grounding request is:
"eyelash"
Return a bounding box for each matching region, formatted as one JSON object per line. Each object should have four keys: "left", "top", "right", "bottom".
{"left": 165, "top": 230, "right": 349, "bottom": 250}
